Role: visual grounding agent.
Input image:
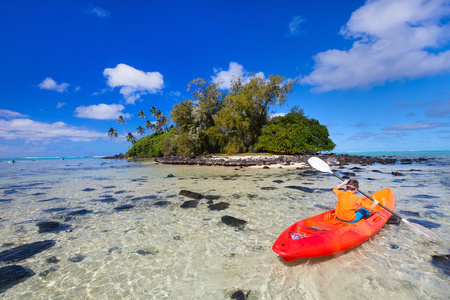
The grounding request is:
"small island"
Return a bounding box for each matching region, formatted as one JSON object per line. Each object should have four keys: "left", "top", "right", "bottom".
{"left": 105, "top": 75, "right": 432, "bottom": 168}
{"left": 107, "top": 75, "right": 339, "bottom": 162}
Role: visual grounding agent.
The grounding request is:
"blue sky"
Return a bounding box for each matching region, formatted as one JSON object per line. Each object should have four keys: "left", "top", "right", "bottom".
{"left": 1, "top": 0, "right": 449, "bottom": 158}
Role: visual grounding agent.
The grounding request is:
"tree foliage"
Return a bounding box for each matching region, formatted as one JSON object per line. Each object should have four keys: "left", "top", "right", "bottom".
{"left": 107, "top": 117, "right": 132, "bottom": 149}
{"left": 126, "top": 131, "right": 176, "bottom": 157}
{"left": 170, "top": 75, "right": 296, "bottom": 154}
{"left": 254, "top": 108, "right": 335, "bottom": 154}
{"left": 213, "top": 75, "right": 294, "bottom": 153}
{"left": 148, "top": 106, "right": 169, "bottom": 133}
{"left": 171, "top": 79, "right": 224, "bottom": 154}
{"left": 126, "top": 132, "right": 137, "bottom": 145}
{"left": 124, "top": 74, "right": 336, "bottom": 157}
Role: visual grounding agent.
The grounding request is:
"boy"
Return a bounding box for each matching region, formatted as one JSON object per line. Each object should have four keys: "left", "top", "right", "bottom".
{"left": 333, "top": 179, "right": 379, "bottom": 223}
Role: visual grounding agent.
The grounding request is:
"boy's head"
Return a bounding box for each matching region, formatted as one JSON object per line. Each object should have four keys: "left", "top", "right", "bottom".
{"left": 346, "top": 179, "right": 359, "bottom": 191}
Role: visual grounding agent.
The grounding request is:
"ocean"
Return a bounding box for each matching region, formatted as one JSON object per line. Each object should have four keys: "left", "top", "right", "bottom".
{"left": 0, "top": 151, "right": 448, "bottom": 299}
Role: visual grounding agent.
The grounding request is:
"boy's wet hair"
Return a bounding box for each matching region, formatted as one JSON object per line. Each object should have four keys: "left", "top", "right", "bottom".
{"left": 347, "top": 179, "right": 359, "bottom": 190}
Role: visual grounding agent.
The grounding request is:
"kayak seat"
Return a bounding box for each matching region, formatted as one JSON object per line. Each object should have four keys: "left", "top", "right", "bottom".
{"left": 309, "top": 225, "right": 327, "bottom": 231}
{"left": 324, "top": 211, "right": 348, "bottom": 226}
{"left": 304, "top": 215, "right": 344, "bottom": 231}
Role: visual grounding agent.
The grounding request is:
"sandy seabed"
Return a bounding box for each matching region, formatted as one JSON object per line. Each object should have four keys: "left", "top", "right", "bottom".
{"left": 0, "top": 158, "right": 448, "bottom": 299}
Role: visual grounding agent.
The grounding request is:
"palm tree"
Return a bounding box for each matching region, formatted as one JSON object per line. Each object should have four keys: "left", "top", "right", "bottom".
{"left": 157, "top": 115, "right": 169, "bottom": 132}
{"left": 117, "top": 115, "right": 126, "bottom": 125}
{"left": 108, "top": 127, "right": 118, "bottom": 139}
{"left": 107, "top": 127, "right": 128, "bottom": 148}
{"left": 146, "top": 120, "right": 156, "bottom": 134}
{"left": 138, "top": 111, "right": 146, "bottom": 121}
{"left": 149, "top": 106, "right": 158, "bottom": 118}
{"left": 117, "top": 115, "right": 127, "bottom": 138}
{"left": 126, "top": 132, "right": 137, "bottom": 144}
{"left": 163, "top": 116, "right": 169, "bottom": 132}
{"left": 137, "top": 126, "right": 145, "bottom": 136}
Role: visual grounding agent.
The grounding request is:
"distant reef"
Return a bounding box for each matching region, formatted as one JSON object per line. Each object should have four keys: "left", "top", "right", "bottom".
{"left": 102, "top": 153, "right": 127, "bottom": 159}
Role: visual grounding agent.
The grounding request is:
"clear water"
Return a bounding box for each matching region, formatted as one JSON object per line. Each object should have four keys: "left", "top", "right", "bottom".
{"left": 0, "top": 155, "right": 449, "bottom": 299}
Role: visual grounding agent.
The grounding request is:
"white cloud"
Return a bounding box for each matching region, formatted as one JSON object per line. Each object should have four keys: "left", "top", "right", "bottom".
{"left": 348, "top": 131, "right": 378, "bottom": 140}
{"left": 0, "top": 109, "right": 28, "bottom": 119}
{"left": 382, "top": 130, "right": 405, "bottom": 136}
{"left": 287, "top": 15, "right": 305, "bottom": 36}
{"left": 56, "top": 102, "right": 66, "bottom": 109}
{"left": 92, "top": 88, "right": 111, "bottom": 96}
{"left": 87, "top": 6, "right": 111, "bottom": 18}
{"left": 350, "top": 122, "right": 378, "bottom": 128}
{"left": 301, "top": 0, "right": 450, "bottom": 91}
{"left": 426, "top": 99, "right": 450, "bottom": 117}
{"left": 330, "top": 131, "right": 344, "bottom": 136}
{"left": 0, "top": 119, "right": 104, "bottom": 142}
{"left": 103, "top": 63, "right": 164, "bottom": 104}
{"left": 270, "top": 113, "right": 287, "bottom": 119}
{"left": 212, "top": 62, "right": 245, "bottom": 89}
{"left": 74, "top": 103, "right": 131, "bottom": 120}
{"left": 383, "top": 121, "right": 448, "bottom": 133}
{"left": 211, "top": 62, "right": 266, "bottom": 89}
{"left": 38, "top": 77, "right": 69, "bottom": 93}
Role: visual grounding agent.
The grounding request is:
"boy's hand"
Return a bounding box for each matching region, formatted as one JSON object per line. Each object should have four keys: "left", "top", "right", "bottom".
{"left": 372, "top": 199, "right": 379, "bottom": 210}
{"left": 336, "top": 180, "right": 348, "bottom": 189}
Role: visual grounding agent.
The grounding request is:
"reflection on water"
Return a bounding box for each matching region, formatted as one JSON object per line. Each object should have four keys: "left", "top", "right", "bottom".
{"left": 0, "top": 158, "right": 448, "bottom": 299}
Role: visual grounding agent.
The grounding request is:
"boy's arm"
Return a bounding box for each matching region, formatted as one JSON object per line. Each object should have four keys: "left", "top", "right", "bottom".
{"left": 333, "top": 180, "right": 348, "bottom": 196}
{"left": 360, "top": 197, "right": 379, "bottom": 211}
{"left": 335, "top": 180, "right": 348, "bottom": 190}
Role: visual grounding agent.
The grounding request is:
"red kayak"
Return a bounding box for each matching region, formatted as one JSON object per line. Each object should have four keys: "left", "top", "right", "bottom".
{"left": 272, "top": 188, "right": 395, "bottom": 261}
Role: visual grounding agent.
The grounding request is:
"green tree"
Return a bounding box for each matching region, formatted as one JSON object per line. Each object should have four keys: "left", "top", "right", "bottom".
{"left": 255, "top": 109, "right": 335, "bottom": 153}
{"left": 170, "top": 78, "right": 224, "bottom": 154}
{"left": 117, "top": 115, "right": 126, "bottom": 136}
{"left": 146, "top": 107, "right": 169, "bottom": 133}
{"left": 126, "top": 132, "right": 137, "bottom": 145}
{"left": 138, "top": 111, "right": 146, "bottom": 121}
{"left": 127, "top": 130, "right": 177, "bottom": 157}
{"left": 149, "top": 106, "right": 158, "bottom": 118}
{"left": 156, "top": 113, "right": 168, "bottom": 132}
{"left": 107, "top": 127, "right": 128, "bottom": 148}
{"left": 137, "top": 126, "right": 145, "bottom": 136}
{"left": 146, "top": 120, "right": 155, "bottom": 134}
{"left": 107, "top": 127, "right": 118, "bottom": 139}
{"left": 171, "top": 99, "right": 193, "bottom": 131}
{"left": 214, "top": 75, "right": 295, "bottom": 153}
{"left": 171, "top": 99, "right": 194, "bottom": 155}
{"left": 116, "top": 116, "right": 133, "bottom": 148}
{"left": 169, "top": 75, "right": 295, "bottom": 154}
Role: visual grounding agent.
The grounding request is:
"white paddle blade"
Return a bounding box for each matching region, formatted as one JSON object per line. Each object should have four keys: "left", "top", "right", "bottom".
{"left": 403, "top": 219, "right": 441, "bottom": 241}
{"left": 308, "top": 157, "right": 332, "bottom": 173}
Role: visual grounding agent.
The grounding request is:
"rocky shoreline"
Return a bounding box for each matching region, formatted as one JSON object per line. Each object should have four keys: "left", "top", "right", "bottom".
{"left": 153, "top": 153, "right": 431, "bottom": 167}
{"left": 103, "top": 153, "right": 431, "bottom": 167}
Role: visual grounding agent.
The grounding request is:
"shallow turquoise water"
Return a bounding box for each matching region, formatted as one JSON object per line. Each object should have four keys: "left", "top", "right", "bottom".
{"left": 0, "top": 156, "right": 448, "bottom": 299}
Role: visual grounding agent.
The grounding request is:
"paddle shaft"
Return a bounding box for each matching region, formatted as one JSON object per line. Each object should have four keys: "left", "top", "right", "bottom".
{"left": 331, "top": 172, "right": 403, "bottom": 221}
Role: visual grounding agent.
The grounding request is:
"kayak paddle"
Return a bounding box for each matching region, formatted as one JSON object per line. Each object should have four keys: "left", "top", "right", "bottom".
{"left": 307, "top": 157, "right": 441, "bottom": 241}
